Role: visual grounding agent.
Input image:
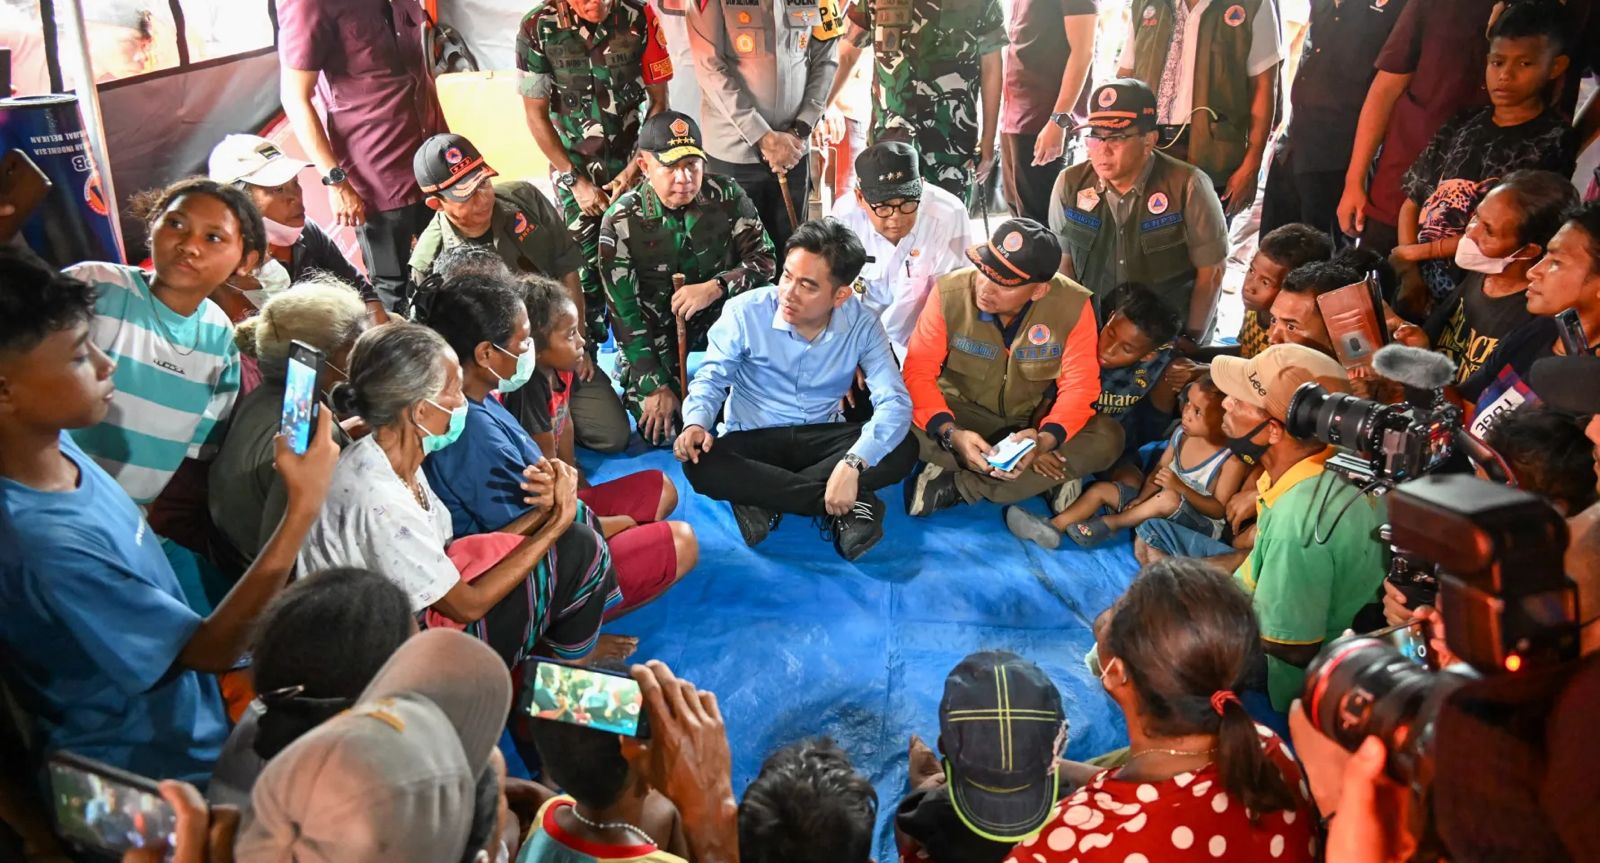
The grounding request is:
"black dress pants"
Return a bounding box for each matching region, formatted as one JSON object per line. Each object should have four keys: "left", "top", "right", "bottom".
{"left": 710, "top": 154, "right": 811, "bottom": 252}
{"left": 682, "top": 422, "right": 918, "bottom": 516}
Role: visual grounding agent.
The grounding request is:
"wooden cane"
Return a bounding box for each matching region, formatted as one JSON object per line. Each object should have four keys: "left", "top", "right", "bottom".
{"left": 672, "top": 273, "right": 689, "bottom": 397}
{"left": 777, "top": 168, "right": 802, "bottom": 232}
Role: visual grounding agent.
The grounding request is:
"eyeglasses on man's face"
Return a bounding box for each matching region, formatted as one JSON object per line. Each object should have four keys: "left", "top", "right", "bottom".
{"left": 869, "top": 198, "right": 921, "bottom": 217}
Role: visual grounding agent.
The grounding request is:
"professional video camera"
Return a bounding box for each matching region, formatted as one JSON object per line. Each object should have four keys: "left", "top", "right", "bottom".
{"left": 1284, "top": 343, "right": 1465, "bottom": 486}
{"left": 1299, "top": 474, "right": 1581, "bottom": 860}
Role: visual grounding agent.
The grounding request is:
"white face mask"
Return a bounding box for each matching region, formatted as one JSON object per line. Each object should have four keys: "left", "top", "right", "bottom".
{"left": 1454, "top": 235, "right": 1529, "bottom": 275}
{"left": 241, "top": 258, "right": 293, "bottom": 309}
{"left": 263, "top": 215, "right": 305, "bottom": 247}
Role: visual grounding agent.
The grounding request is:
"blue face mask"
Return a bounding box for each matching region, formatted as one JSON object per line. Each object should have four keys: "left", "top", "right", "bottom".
{"left": 416, "top": 398, "right": 467, "bottom": 454}
{"left": 492, "top": 340, "right": 536, "bottom": 394}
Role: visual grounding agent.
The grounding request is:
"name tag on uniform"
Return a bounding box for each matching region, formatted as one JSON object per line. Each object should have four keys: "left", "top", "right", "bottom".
{"left": 1014, "top": 343, "right": 1063, "bottom": 362}
{"left": 1064, "top": 208, "right": 1101, "bottom": 229}
{"left": 951, "top": 335, "right": 1000, "bottom": 360}
{"left": 1140, "top": 212, "right": 1184, "bottom": 231}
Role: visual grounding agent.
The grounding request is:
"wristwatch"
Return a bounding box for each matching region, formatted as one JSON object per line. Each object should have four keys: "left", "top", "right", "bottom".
{"left": 937, "top": 425, "right": 956, "bottom": 451}
{"left": 320, "top": 166, "right": 347, "bottom": 187}
{"left": 554, "top": 169, "right": 579, "bottom": 189}
{"left": 841, "top": 453, "right": 867, "bottom": 473}
{"left": 712, "top": 275, "right": 730, "bottom": 295}
{"left": 1049, "top": 112, "right": 1075, "bottom": 129}
{"left": 791, "top": 120, "right": 813, "bottom": 140}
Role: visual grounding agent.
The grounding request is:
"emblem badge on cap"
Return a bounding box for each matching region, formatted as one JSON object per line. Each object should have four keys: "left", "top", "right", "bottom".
{"left": 1224, "top": 4, "right": 1246, "bottom": 25}
{"left": 1097, "top": 87, "right": 1117, "bottom": 108}
{"left": 444, "top": 147, "right": 463, "bottom": 165}
{"left": 1147, "top": 192, "right": 1169, "bottom": 215}
{"left": 670, "top": 118, "right": 690, "bottom": 137}
{"left": 1027, "top": 324, "right": 1051, "bottom": 346}
{"left": 1002, "top": 231, "right": 1023, "bottom": 253}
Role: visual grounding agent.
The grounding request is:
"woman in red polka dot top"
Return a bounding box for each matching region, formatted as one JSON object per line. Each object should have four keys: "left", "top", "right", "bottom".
{"left": 1006, "top": 559, "right": 1317, "bottom": 863}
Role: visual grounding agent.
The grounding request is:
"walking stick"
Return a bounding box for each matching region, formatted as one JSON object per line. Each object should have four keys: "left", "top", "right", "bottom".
{"left": 672, "top": 273, "right": 689, "bottom": 397}
{"left": 777, "top": 167, "right": 803, "bottom": 233}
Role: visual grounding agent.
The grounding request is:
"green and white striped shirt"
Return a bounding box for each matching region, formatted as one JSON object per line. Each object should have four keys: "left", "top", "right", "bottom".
{"left": 67, "top": 263, "right": 241, "bottom": 505}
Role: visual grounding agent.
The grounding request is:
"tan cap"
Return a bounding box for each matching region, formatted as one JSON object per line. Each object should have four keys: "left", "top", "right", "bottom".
{"left": 235, "top": 629, "right": 511, "bottom": 863}
{"left": 1211, "top": 343, "right": 1349, "bottom": 423}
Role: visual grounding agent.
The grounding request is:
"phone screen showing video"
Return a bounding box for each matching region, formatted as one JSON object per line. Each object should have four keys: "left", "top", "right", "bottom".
{"left": 280, "top": 341, "right": 323, "bottom": 455}
{"left": 48, "top": 757, "right": 176, "bottom": 856}
{"left": 529, "top": 661, "right": 649, "bottom": 738}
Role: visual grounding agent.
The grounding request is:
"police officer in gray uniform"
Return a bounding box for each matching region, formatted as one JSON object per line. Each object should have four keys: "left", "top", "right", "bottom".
{"left": 686, "top": 0, "right": 843, "bottom": 251}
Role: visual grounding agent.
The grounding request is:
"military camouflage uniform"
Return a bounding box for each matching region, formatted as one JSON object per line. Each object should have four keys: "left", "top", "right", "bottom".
{"left": 599, "top": 175, "right": 776, "bottom": 416}
{"left": 516, "top": 0, "right": 674, "bottom": 349}
{"left": 846, "top": 0, "right": 1005, "bottom": 201}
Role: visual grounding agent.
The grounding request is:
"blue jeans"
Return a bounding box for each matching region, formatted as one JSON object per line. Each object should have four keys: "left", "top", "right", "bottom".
{"left": 1135, "top": 518, "right": 1234, "bottom": 558}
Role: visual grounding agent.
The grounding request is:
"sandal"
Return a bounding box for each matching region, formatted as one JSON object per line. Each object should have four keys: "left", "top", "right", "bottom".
{"left": 1063, "top": 516, "right": 1115, "bottom": 548}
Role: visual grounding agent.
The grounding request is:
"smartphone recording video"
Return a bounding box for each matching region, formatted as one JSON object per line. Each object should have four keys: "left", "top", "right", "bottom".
{"left": 47, "top": 753, "right": 176, "bottom": 857}
{"left": 529, "top": 661, "right": 650, "bottom": 738}
{"left": 280, "top": 340, "right": 324, "bottom": 455}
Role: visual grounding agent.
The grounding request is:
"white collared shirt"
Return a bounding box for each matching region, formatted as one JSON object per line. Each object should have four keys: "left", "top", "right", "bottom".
{"left": 831, "top": 183, "right": 973, "bottom": 359}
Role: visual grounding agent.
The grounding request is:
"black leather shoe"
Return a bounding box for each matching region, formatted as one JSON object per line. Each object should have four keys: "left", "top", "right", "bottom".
{"left": 832, "top": 491, "right": 886, "bottom": 561}
{"left": 733, "top": 503, "right": 780, "bottom": 547}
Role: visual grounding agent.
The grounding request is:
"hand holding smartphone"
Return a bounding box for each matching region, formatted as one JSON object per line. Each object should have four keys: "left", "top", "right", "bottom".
{"left": 280, "top": 340, "right": 324, "bottom": 455}
{"left": 47, "top": 753, "right": 177, "bottom": 858}
{"left": 985, "top": 435, "right": 1037, "bottom": 472}
{"left": 528, "top": 660, "right": 651, "bottom": 738}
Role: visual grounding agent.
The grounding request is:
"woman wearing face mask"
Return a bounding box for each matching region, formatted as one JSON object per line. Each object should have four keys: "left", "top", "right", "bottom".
{"left": 207, "top": 134, "right": 389, "bottom": 324}
{"left": 1407, "top": 170, "right": 1580, "bottom": 383}
{"left": 1012, "top": 558, "right": 1316, "bottom": 863}
{"left": 418, "top": 275, "right": 697, "bottom": 620}
{"left": 208, "top": 278, "right": 369, "bottom": 571}
{"left": 299, "top": 321, "right": 621, "bottom": 669}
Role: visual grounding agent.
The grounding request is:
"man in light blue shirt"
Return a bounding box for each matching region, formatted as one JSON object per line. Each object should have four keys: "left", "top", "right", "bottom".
{"left": 674, "top": 218, "right": 917, "bottom": 560}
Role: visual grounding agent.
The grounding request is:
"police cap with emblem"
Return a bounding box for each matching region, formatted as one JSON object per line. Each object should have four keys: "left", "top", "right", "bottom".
{"left": 855, "top": 141, "right": 923, "bottom": 205}
{"left": 414, "top": 133, "right": 497, "bottom": 203}
{"left": 638, "top": 110, "right": 708, "bottom": 167}
{"left": 967, "top": 218, "right": 1061, "bottom": 288}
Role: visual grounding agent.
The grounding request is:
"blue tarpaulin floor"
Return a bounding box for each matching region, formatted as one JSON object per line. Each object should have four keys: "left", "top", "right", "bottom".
{"left": 547, "top": 429, "right": 1142, "bottom": 856}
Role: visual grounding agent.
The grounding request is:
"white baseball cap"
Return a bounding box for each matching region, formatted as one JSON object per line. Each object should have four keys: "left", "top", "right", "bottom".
{"left": 208, "top": 134, "right": 311, "bottom": 187}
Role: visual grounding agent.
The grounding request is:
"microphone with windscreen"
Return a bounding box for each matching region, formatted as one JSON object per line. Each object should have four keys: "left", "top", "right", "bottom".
{"left": 1372, "top": 344, "right": 1457, "bottom": 407}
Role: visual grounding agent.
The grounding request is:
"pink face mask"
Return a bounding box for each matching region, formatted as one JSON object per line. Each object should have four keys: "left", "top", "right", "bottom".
{"left": 263, "top": 215, "right": 305, "bottom": 247}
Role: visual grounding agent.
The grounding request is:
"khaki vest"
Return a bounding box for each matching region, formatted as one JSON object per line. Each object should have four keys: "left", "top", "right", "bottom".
{"left": 1129, "top": 0, "right": 1260, "bottom": 186}
{"left": 935, "top": 269, "right": 1092, "bottom": 425}
{"left": 1053, "top": 152, "right": 1195, "bottom": 319}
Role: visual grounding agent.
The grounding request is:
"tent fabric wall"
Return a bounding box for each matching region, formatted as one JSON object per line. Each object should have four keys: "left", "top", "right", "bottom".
{"left": 97, "top": 50, "right": 282, "bottom": 258}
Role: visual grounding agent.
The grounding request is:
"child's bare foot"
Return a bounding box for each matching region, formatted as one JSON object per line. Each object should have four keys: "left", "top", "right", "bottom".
{"left": 577, "top": 633, "right": 640, "bottom": 665}
{"left": 908, "top": 735, "right": 945, "bottom": 789}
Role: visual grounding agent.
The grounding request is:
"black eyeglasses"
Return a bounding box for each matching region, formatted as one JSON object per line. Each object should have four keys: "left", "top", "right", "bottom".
{"left": 869, "top": 198, "right": 921, "bottom": 217}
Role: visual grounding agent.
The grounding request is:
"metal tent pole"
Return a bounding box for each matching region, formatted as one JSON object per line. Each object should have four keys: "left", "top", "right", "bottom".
{"left": 58, "top": 0, "right": 127, "bottom": 262}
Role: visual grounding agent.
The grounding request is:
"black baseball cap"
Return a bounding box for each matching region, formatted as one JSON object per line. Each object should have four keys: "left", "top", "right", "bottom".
{"left": 855, "top": 141, "right": 923, "bottom": 205}
{"left": 638, "top": 111, "right": 707, "bottom": 166}
{"left": 1531, "top": 355, "right": 1600, "bottom": 415}
{"left": 967, "top": 218, "right": 1062, "bottom": 288}
{"left": 1086, "top": 78, "right": 1158, "bottom": 134}
{"left": 939, "top": 651, "right": 1064, "bottom": 843}
{"left": 414, "top": 133, "right": 497, "bottom": 203}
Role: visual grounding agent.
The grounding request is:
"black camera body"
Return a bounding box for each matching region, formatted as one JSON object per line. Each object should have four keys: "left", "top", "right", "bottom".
{"left": 1302, "top": 476, "right": 1579, "bottom": 790}
{"left": 1286, "top": 382, "right": 1460, "bottom": 485}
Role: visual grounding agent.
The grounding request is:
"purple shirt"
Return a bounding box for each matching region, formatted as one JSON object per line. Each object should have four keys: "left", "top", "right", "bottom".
{"left": 277, "top": 0, "right": 447, "bottom": 212}
{"left": 1002, "top": 0, "right": 1099, "bottom": 135}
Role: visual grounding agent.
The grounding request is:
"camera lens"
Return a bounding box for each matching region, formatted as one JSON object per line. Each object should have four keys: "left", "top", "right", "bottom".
{"left": 1302, "top": 636, "right": 1439, "bottom": 786}
{"left": 1285, "top": 383, "right": 1390, "bottom": 457}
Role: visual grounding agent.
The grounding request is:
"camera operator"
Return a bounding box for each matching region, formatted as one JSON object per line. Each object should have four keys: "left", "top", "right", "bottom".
{"left": 1203, "top": 345, "right": 1390, "bottom": 713}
